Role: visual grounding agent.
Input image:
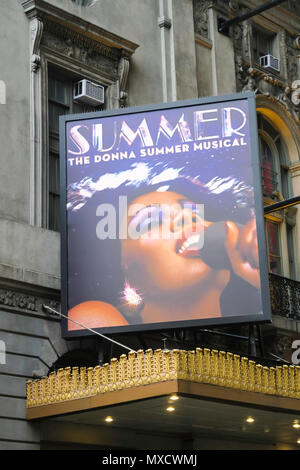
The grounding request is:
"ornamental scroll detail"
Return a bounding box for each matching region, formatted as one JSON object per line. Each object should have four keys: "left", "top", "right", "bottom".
{"left": 0, "top": 289, "right": 37, "bottom": 311}
{"left": 0, "top": 288, "right": 61, "bottom": 315}
{"left": 230, "top": 20, "right": 300, "bottom": 122}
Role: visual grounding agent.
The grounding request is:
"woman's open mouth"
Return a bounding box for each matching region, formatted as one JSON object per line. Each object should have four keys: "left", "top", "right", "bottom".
{"left": 176, "top": 233, "right": 204, "bottom": 258}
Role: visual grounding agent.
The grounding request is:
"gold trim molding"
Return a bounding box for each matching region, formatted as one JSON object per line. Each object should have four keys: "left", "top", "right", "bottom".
{"left": 26, "top": 347, "right": 300, "bottom": 409}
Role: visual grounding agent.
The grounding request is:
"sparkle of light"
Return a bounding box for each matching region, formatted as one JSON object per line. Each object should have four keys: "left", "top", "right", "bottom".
{"left": 123, "top": 282, "right": 142, "bottom": 306}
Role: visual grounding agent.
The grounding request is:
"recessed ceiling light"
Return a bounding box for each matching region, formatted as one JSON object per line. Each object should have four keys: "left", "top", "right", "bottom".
{"left": 166, "top": 406, "right": 175, "bottom": 412}
{"left": 293, "top": 420, "right": 300, "bottom": 429}
{"left": 246, "top": 416, "right": 255, "bottom": 423}
{"left": 169, "top": 395, "right": 179, "bottom": 401}
{"left": 297, "top": 438, "right": 300, "bottom": 445}
{"left": 105, "top": 416, "right": 114, "bottom": 423}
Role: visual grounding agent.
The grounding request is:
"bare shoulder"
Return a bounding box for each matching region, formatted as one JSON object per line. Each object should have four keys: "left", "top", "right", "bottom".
{"left": 68, "top": 300, "right": 128, "bottom": 330}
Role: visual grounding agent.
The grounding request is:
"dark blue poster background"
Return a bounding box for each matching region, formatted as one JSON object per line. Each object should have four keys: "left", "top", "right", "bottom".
{"left": 62, "top": 96, "right": 266, "bottom": 335}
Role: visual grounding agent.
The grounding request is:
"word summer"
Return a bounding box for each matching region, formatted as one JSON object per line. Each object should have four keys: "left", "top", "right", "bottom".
{"left": 68, "top": 105, "right": 248, "bottom": 156}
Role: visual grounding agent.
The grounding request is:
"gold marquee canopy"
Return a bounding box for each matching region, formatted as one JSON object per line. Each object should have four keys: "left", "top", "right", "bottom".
{"left": 26, "top": 347, "right": 300, "bottom": 420}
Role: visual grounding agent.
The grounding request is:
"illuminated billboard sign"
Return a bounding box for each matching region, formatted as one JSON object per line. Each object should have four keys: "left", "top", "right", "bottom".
{"left": 60, "top": 92, "right": 271, "bottom": 337}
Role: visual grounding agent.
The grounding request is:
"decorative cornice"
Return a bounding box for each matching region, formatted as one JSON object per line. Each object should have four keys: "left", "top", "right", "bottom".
{"left": 0, "top": 284, "right": 60, "bottom": 317}
{"left": 27, "top": 347, "right": 300, "bottom": 409}
{"left": 21, "top": 0, "right": 139, "bottom": 56}
{"left": 41, "top": 22, "right": 120, "bottom": 80}
{"left": 42, "top": 17, "right": 120, "bottom": 62}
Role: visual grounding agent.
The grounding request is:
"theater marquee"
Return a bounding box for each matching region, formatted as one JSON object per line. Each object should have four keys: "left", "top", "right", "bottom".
{"left": 60, "top": 92, "right": 271, "bottom": 338}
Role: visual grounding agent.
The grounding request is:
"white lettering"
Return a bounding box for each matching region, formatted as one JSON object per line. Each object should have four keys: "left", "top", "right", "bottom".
{"left": 222, "top": 107, "right": 246, "bottom": 137}
{"left": 69, "top": 125, "right": 90, "bottom": 155}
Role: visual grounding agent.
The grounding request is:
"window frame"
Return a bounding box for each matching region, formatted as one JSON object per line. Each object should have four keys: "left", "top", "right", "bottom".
{"left": 40, "top": 53, "right": 117, "bottom": 230}
{"left": 258, "top": 113, "right": 292, "bottom": 200}
{"left": 258, "top": 112, "right": 297, "bottom": 281}
{"left": 250, "top": 22, "right": 280, "bottom": 75}
{"left": 47, "top": 68, "right": 104, "bottom": 231}
{"left": 22, "top": 0, "right": 138, "bottom": 230}
{"left": 265, "top": 218, "right": 282, "bottom": 275}
{"left": 259, "top": 130, "right": 280, "bottom": 198}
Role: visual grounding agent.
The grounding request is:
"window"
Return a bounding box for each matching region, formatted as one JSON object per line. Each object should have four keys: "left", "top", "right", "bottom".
{"left": 258, "top": 112, "right": 296, "bottom": 280}
{"left": 266, "top": 220, "right": 282, "bottom": 275}
{"left": 48, "top": 70, "right": 102, "bottom": 231}
{"left": 257, "top": 114, "right": 291, "bottom": 200}
{"left": 287, "top": 224, "right": 296, "bottom": 280}
{"left": 252, "top": 27, "right": 276, "bottom": 64}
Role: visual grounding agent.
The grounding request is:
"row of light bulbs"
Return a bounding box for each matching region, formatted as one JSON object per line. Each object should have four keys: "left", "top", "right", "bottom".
{"left": 104, "top": 394, "right": 180, "bottom": 423}
{"left": 103, "top": 395, "right": 300, "bottom": 445}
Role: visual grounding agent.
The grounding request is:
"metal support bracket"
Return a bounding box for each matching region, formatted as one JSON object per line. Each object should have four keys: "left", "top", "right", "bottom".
{"left": 264, "top": 196, "right": 300, "bottom": 215}
{"left": 218, "top": 0, "right": 287, "bottom": 35}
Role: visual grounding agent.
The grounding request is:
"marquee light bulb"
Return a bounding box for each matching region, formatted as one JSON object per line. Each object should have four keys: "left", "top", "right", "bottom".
{"left": 169, "top": 395, "right": 179, "bottom": 401}
{"left": 245, "top": 416, "right": 255, "bottom": 423}
{"left": 105, "top": 416, "right": 114, "bottom": 423}
{"left": 166, "top": 406, "right": 175, "bottom": 412}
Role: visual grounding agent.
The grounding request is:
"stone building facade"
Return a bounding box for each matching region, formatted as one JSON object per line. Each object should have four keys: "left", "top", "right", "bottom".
{"left": 0, "top": 0, "right": 299, "bottom": 450}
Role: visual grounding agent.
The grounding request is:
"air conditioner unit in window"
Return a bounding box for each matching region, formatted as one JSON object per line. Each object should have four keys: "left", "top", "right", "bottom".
{"left": 259, "top": 54, "right": 280, "bottom": 72}
{"left": 73, "top": 79, "right": 105, "bottom": 106}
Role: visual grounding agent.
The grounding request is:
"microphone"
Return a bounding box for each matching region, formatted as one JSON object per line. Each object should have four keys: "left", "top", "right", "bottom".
{"left": 200, "top": 221, "right": 231, "bottom": 270}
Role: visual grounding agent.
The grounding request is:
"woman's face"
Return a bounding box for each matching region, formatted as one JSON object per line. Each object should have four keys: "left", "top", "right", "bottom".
{"left": 121, "top": 191, "right": 218, "bottom": 298}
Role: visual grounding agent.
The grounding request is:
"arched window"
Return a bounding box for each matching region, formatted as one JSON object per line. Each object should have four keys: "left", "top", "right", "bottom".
{"left": 257, "top": 113, "right": 296, "bottom": 279}
{"left": 258, "top": 113, "right": 291, "bottom": 200}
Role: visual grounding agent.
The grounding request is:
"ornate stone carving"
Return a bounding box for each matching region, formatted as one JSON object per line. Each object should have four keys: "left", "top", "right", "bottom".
{"left": 291, "top": 81, "right": 300, "bottom": 107}
{"left": 229, "top": 0, "right": 239, "bottom": 12}
{"left": 0, "top": 289, "right": 37, "bottom": 311}
{"left": 41, "top": 21, "right": 119, "bottom": 79}
{"left": 43, "top": 18, "right": 120, "bottom": 61}
{"left": 227, "top": 5, "right": 300, "bottom": 123}
{"left": 242, "top": 75, "right": 257, "bottom": 93}
{"left": 193, "top": 0, "right": 211, "bottom": 39}
{"left": 230, "top": 15, "right": 251, "bottom": 91}
{"left": 0, "top": 287, "right": 61, "bottom": 316}
{"left": 286, "top": 32, "right": 299, "bottom": 83}
{"left": 30, "top": 17, "right": 43, "bottom": 72}
{"left": 118, "top": 55, "right": 130, "bottom": 108}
